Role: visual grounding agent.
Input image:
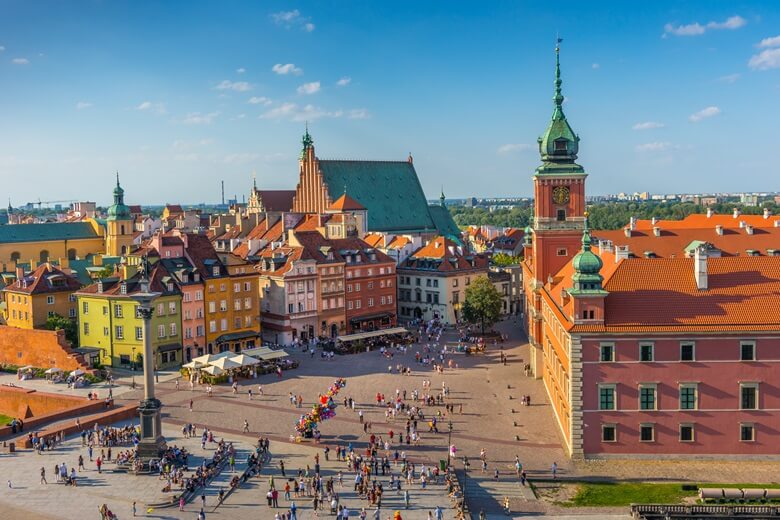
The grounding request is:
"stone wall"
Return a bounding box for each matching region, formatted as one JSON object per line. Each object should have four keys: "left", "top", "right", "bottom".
{"left": 0, "top": 326, "right": 89, "bottom": 371}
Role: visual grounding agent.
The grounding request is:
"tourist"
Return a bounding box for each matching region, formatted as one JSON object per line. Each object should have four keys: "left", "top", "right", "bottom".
{"left": 39, "top": 466, "right": 46, "bottom": 484}
{"left": 551, "top": 461, "right": 558, "bottom": 479}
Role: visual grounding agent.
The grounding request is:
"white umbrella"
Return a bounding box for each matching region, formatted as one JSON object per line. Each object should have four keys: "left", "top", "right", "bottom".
{"left": 192, "top": 354, "right": 221, "bottom": 365}
{"left": 182, "top": 360, "right": 206, "bottom": 369}
{"left": 18, "top": 365, "right": 35, "bottom": 371}
{"left": 210, "top": 357, "right": 241, "bottom": 370}
{"left": 201, "top": 365, "right": 225, "bottom": 376}
{"left": 44, "top": 367, "right": 63, "bottom": 374}
{"left": 232, "top": 354, "right": 260, "bottom": 367}
{"left": 70, "top": 369, "right": 86, "bottom": 377}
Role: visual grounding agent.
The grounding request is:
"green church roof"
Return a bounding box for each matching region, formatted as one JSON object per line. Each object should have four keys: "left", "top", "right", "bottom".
{"left": 428, "top": 204, "right": 461, "bottom": 242}
{"left": 0, "top": 222, "right": 99, "bottom": 244}
{"left": 318, "top": 160, "right": 456, "bottom": 234}
{"left": 107, "top": 173, "right": 131, "bottom": 221}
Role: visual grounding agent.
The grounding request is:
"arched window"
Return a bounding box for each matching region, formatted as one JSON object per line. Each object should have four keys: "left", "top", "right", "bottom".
{"left": 39, "top": 250, "right": 49, "bottom": 263}
{"left": 120, "top": 225, "right": 125, "bottom": 235}
{"left": 120, "top": 245, "right": 127, "bottom": 255}
{"left": 10, "top": 252, "right": 21, "bottom": 262}
{"left": 67, "top": 248, "right": 77, "bottom": 260}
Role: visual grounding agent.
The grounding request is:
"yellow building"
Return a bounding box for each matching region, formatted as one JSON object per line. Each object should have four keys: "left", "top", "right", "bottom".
{"left": 2, "top": 263, "right": 81, "bottom": 328}
{"left": 76, "top": 263, "right": 183, "bottom": 368}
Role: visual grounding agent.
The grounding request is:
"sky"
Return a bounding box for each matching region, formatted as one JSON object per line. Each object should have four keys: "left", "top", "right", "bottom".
{"left": 1, "top": 1, "right": 779, "bottom": 206}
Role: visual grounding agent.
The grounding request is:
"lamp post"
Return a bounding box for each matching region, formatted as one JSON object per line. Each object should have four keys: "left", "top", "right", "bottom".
{"left": 463, "top": 456, "right": 471, "bottom": 508}
{"left": 446, "top": 420, "right": 453, "bottom": 468}
{"left": 130, "top": 266, "right": 167, "bottom": 461}
{"left": 131, "top": 346, "right": 136, "bottom": 388}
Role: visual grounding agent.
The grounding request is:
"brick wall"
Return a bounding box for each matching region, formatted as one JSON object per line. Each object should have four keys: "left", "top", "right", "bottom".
{"left": 0, "top": 325, "right": 89, "bottom": 371}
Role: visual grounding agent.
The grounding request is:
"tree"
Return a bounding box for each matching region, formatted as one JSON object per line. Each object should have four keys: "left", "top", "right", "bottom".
{"left": 462, "top": 276, "right": 503, "bottom": 334}
{"left": 491, "top": 252, "right": 522, "bottom": 266}
{"left": 44, "top": 313, "right": 79, "bottom": 347}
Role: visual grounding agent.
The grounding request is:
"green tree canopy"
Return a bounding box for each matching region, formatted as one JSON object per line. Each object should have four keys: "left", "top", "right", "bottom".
{"left": 491, "top": 252, "right": 522, "bottom": 266}
{"left": 462, "top": 275, "right": 503, "bottom": 334}
{"left": 44, "top": 313, "right": 78, "bottom": 347}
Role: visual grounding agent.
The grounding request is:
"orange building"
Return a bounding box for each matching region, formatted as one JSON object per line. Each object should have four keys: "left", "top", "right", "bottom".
{"left": 2, "top": 263, "right": 81, "bottom": 328}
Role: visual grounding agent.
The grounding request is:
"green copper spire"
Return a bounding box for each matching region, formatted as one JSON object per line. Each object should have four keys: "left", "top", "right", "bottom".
{"left": 439, "top": 187, "right": 446, "bottom": 207}
{"left": 569, "top": 214, "right": 606, "bottom": 295}
{"left": 536, "top": 41, "right": 585, "bottom": 177}
{"left": 107, "top": 172, "right": 131, "bottom": 221}
{"left": 301, "top": 121, "right": 313, "bottom": 158}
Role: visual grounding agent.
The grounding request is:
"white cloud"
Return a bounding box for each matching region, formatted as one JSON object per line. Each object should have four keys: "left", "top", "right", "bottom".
{"left": 297, "top": 81, "right": 321, "bottom": 95}
{"left": 632, "top": 121, "right": 665, "bottom": 130}
{"left": 758, "top": 35, "right": 780, "bottom": 48}
{"left": 664, "top": 15, "right": 746, "bottom": 36}
{"left": 182, "top": 111, "right": 221, "bottom": 125}
{"left": 236, "top": 67, "right": 246, "bottom": 74}
{"left": 591, "top": 63, "right": 600, "bottom": 69}
{"left": 272, "top": 63, "right": 303, "bottom": 75}
{"left": 336, "top": 77, "right": 352, "bottom": 86}
{"left": 75, "top": 101, "right": 93, "bottom": 110}
{"left": 260, "top": 102, "right": 342, "bottom": 122}
{"left": 348, "top": 109, "right": 369, "bottom": 120}
{"left": 718, "top": 73, "right": 740, "bottom": 83}
{"left": 223, "top": 153, "right": 260, "bottom": 165}
{"left": 749, "top": 48, "right": 780, "bottom": 70}
{"left": 215, "top": 80, "right": 252, "bottom": 92}
{"left": 635, "top": 142, "right": 672, "bottom": 152}
{"left": 11, "top": 57, "right": 29, "bottom": 65}
{"left": 497, "top": 143, "right": 532, "bottom": 154}
{"left": 135, "top": 101, "right": 166, "bottom": 114}
{"left": 271, "top": 9, "right": 315, "bottom": 31}
{"left": 0, "top": 46, "right": 5, "bottom": 52}
{"left": 689, "top": 106, "right": 721, "bottom": 122}
{"left": 248, "top": 96, "right": 272, "bottom": 106}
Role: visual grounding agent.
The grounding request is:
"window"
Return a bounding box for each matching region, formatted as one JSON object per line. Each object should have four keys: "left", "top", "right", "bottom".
{"left": 288, "top": 303, "right": 294, "bottom": 313}
{"left": 680, "top": 342, "right": 695, "bottom": 361}
{"left": 639, "top": 385, "right": 656, "bottom": 410}
{"left": 245, "top": 316, "right": 252, "bottom": 327}
{"left": 679, "top": 384, "right": 698, "bottom": 410}
{"left": 233, "top": 283, "right": 240, "bottom": 293}
{"left": 453, "top": 279, "right": 458, "bottom": 287}
{"left": 120, "top": 354, "right": 130, "bottom": 365}
{"left": 209, "top": 301, "right": 216, "bottom": 313}
{"left": 639, "top": 343, "right": 654, "bottom": 362}
{"left": 157, "top": 303, "right": 164, "bottom": 316}
{"left": 209, "top": 320, "right": 217, "bottom": 333}
{"left": 355, "top": 283, "right": 361, "bottom": 292}
{"left": 82, "top": 301, "right": 89, "bottom": 314}
{"left": 347, "top": 284, "right": 352, "bottom": 293}
{"left": 740, "top": 423, "right": 755, "bottom": 442}
{"left": 347, "top": 301, "right": 353, "bottom": 310}
{"left": 556, "top": 248, "right": 567, "bottom": 256}
{"left": 68, "top": 308, "right": 76, "bottom": 318}
{"left": 195, "top": 290, "right": 203, "bottom": 301}
{"left": 556, "top": 209, "right": 566, "bottom": 222}
{"left": 220, "top": 300, "right": 227, "bottom": 312}
{"left": 244, "top": 282, "right": 251, "bottom": 291}
{"left": 157, "top": 324, "right": 165, "bottom": 338}
{"left": 69, "top": 294, "right": 76, "bottom": 302}
{"left": 115, "top": 325, "right": 124, "bottom": 339}
{"left": 234, "top": 299, "right": 241, "bottom": 311}
{"left": 169, "top": 302, "right": 176, "bottom": 314}
{"left": 46, "top": 295, "right": 54, "bottom": 305}
{"left": 219, "top": 283, "right": 226, "bottom": 292}
{"left": 599, "top": 343, "right": 614, "bottom": 362}
{"left": 740, "top": 383, "right": 758, "bottom": 410}
{"left": 185, "top": 327, "right": 192, "bottom": 339}
{"left": 368, "top": 281, "right": 374, "bottom": 290}
{"left": 640, "top": 424, "right": 655, "bottom": 442}
{"left": 83, "top": 322, "right": 90, "bottom": 335}
{"left": 114, "top": 305, "right": 123, "bottom": 318}
{"left": 169, "top": 323, "right": 177, "bottom": 336}
{"left": 244, "top": 297, "right": 251, "bottom": 309}
{"left": 220, "top": 318, "right": 227, "bottom": 331}
{"left": 356, "top": 300, "right": 362, "bottom": 309}
{"left": 183, "top": 292, "right": 191, "bottom": 303}
{"left": 598, "top": 384, "right": 616, "bottom": 410}
{"left": 740, "top": 341, "right": 756, "bottom": 361}
{"left": 196, "top": 325, "right": 204, "bottom": 337}
{"left": 679, "top": 424, "right": 694, "bottom": 442}
{"left": 601, "top": 424, "right": 616, "bottom": 442}
{"left": 368, "top": 298, "right": 374, "bottom": 307}
{"left": 380, "top": 296, "right": 386, "bottom": 305}
{"left": 234, "top": 317, "right": 241, "bottom": 329}
{"left": 388, "top": 295, "right": 393, "bottom": 304}
{"left": 135, "top": 327, "right": 143, "bottom": 340}
{"left": 103, "top": 326, "right": 109, "bottom": 336}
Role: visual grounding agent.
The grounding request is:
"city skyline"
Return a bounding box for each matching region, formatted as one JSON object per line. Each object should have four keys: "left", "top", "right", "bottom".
{"left": 2, "top": 1, "right": 780, "bottom": 205}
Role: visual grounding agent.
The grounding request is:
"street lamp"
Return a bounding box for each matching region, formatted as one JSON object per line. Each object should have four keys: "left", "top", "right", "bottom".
{"left": 463, "top": 456, "right": 471, "bottom": 508}
{"left": 131, "top": 346, "right": 136, "bottom": 388}
{"left": 129, "top": 263, "right": 167, "bottom": 461}
{"left": 446, "top": 420, "right": 453, "bottom": 468}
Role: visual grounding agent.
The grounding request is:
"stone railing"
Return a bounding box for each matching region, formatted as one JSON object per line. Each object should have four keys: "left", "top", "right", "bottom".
{"left": 631, "top": 504, "right": 780, "bottom": 519}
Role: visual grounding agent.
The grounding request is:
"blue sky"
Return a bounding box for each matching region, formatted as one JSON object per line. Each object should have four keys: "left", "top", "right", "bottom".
{"left": 1, "top": 1, "right": 779, "bottom": 205}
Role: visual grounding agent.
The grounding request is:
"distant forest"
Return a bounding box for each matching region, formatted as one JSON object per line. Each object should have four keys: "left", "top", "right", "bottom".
{"left": 450, "top": 201, "right": 780, "bottom": 231}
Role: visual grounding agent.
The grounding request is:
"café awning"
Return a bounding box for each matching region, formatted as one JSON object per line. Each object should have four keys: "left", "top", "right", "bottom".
{"left": 337, "top": 326, "right": 409, "bottom": 343}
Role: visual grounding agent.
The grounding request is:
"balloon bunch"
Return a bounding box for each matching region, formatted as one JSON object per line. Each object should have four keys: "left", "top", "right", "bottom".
{"left": 295, "top": 378, "right": 347, "bottom": 436}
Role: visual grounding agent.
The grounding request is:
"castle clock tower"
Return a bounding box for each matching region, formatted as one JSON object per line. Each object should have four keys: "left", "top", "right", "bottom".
{"left": 531, "top": 43, "right": 587, "bottom": 286}
{"left": 105, "top": 173, "right": 134, "bottom": 257}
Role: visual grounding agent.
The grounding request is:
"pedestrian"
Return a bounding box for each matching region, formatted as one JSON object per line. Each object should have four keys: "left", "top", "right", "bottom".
{"left": 404, "top": 489, "right": 410, "bottom": 509}
{"left": 175, "top": 378, "right": 179, "bottom": 390}
{"left": 243, "top": 419, "right": 250, "bottom": 433}
{"left": 40, "top": 467, "right": 46, "bottom": 484}
{"left": 96, "top": 456, "right": 102, "bottom": 473}
{"left": 179, "top": 496, "right": 185, "bottom": 511}
{"left": 248, "top": 389, "right": 253, "bottom": 400}
{"left": 201, "top": 492, "right": 206, "bottom": 509}
{"left": 551, "top": 461, "right": 558, "bottom": 479}
{"left": 198, "top": 508, "right": 206, "bottom": 520}
{"left": 494, "top": 468, "right": 499, "bottom": 480}
{"left": 132, "top": 501, "right": 137, "bottom": 517}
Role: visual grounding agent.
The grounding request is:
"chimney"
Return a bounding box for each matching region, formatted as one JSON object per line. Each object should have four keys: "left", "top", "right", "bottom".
{"left": 407, "top": 152, "right": 413, "bottom": 164}
{"left": 733, "top": 208, "right": 741, "bottom": 219}
{"left": 764, "top": 208, "right": 771, "bottom": 219}
{"left": 15, "top": 266, "right": 24, "bottom": 281}
{"left": 694, "top": 245, "right": 708, "bottom": 290}
{"left": 653, "top": 226, "right": 661, "bottom": 237}
{"left": 615, "top": 245, "right": 630, "bottom": 261}
{"left": 706, "top": 208, "right": 713, "bottom": 218}
{"left": 624, "top": 227, "right": 632, "bottom": 238}
{"left": 715, "top": 225, "right": 724, "bottom": 235}
{"left": 746, "top": 224, "right": 754, "bottom": 235}
{"left": 629, "top": 216, "right": 637, "bottom": 230}
{"left": 739, "top": 220, "right": 746, "bottom": 229}
{"left": 651, "top": 217, "right": 658, "bottom": 225}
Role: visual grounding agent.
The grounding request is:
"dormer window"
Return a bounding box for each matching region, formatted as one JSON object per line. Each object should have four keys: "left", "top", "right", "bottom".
{"left": 167, "top": 282, "right": 174, "bottom": 292}
{"left": 120, "top": 282, "right": 127, "bottom": 295}
{"left": 554, "top": 139, "right": 567, "bottom": 151}
{"left": 212, "top": 266, "right": 219, "bottom": 276}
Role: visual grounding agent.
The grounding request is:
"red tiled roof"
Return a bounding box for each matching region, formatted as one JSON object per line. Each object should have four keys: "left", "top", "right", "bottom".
{"left": 329, "top": 193, "right": 366, "bottom": 211}
{"left": 4, "top": 263, "right": 82, "bottom": 295}
{"left": 402, "top": 236, "right": 489, "bottom": 273}
{"left": 631, "top": 213, "right": 780, "bottom": 230}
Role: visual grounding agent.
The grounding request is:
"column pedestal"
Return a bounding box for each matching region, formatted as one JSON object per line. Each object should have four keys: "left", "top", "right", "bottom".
{"left": 136, "top": 397, "right": 167, "bottom": 461}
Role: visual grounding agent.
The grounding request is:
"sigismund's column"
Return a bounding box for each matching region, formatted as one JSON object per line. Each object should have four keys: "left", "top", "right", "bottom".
{"left": 130, "top": 269, "right": 167, "bottom": 460}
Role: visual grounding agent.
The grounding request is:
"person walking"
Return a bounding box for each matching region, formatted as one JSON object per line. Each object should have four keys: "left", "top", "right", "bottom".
{"left": 189, "top": 399, "right": 194, "bottom": 412}
{"left": 248, "top": 389, "right": 253, "bottom": 400}
{"left": 243, "top": 419, "right": 250, "bottom": 433}
{"left": 551, "top": 461, "right": 558, "bottom": 479}
{"left": 39, "top": 467, "right": 46, "bottom": 484}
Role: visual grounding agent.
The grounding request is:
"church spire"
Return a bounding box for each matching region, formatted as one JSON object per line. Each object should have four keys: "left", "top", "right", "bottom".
{"left": 553, "top": 40, "right": 565, "bottom": 120}
{"left": 439, "top": 187, "right": 446, "bottom": 207}
{"left": 301, "top": 122, "right": 313, "bottom": 158}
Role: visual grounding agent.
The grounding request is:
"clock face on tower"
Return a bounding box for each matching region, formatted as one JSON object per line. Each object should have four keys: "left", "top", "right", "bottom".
{"left": 552, "top": 185, "right": 570, "bottom": 205}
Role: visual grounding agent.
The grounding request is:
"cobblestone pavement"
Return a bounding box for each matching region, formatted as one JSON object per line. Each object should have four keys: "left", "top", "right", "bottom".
{"left": 3, "top": 317, "right": 779, "bottom": 519}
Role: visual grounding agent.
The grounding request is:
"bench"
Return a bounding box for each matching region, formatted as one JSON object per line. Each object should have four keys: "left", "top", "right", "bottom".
{"left": 743, "top": 489, "right": 766, "bottom": 501}
{"left": 765, "top": 489, "right": 780, "bottom": 500}
{"left": 699, "top": 488, "right": 723, "bottom": 500}
{"left": 723, "top": 488, "right": 744, "bottom": 501}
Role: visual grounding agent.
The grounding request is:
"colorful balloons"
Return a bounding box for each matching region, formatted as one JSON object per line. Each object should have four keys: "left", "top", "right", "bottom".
{"left": 295, "top": 378, "right": 346, "bottom": 435}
